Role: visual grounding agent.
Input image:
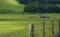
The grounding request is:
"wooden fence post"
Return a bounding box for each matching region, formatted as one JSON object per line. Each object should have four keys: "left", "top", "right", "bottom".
{"left": 51, "top": 20, "right": 54, "bottom": 37}
{"left": 29, "top": 24, "right": 34, "bottom": 37}
{"left": 42, "top": 20, "right": 45, "bottom": 37}
{"left": 58, "top": 20, "right": 60, "bottom": 37}
{"left": 56, "top": 20, "right": 60, "bottom": 37}
{"left": 59, "top": 20, "right": 60, "bottom": 32}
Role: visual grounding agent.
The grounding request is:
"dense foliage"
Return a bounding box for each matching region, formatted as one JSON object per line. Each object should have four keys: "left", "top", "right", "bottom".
{"left": 17, "top": 0, "right": 37, "bottom": 4}
{"left": 18, "top": 0, "right": 60, "bottom": 13}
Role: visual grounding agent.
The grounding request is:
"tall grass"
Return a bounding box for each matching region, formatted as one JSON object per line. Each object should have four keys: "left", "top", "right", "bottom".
{"left": 0, "top": 14, "right": 59, "bottom": 37}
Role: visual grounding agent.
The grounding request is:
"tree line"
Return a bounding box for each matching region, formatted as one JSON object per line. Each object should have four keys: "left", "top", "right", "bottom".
{"left": 18, "top": 0, "right": 60, "bottom": 13}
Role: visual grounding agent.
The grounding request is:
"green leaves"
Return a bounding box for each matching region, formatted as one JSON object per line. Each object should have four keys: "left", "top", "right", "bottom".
{"left": 17, "top": 0, "right": 60, "bottom": 13}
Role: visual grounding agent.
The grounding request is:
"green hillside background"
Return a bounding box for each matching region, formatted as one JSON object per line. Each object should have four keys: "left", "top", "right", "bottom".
{"left": 0, "top": 0, "right": 25, "bottom": 14}
{"left": 0, "top": 0, "right": 60, "bottom": 14}
{"left": 0, "top": 0, "right": 60, "bottom": 37}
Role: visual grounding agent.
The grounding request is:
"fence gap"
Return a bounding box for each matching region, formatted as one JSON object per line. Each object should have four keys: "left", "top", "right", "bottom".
{"left": 51, "top": 20, "right": 54, "bottom": 37}
{"left": 42, "top": 20, "right": 45, "bottom": 37}
{"left": 29, "top": 24, "right": 34, "bottom": 37}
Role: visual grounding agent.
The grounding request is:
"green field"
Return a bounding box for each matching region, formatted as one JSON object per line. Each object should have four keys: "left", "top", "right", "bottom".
{"left": 0, "top": 14, "right": 59, "bottom": 37}
{"left": 0, "top": 0, "right": 25, "bottom": 14}
{"left": 0, "top": 0, "right": 60, "bottom": 37}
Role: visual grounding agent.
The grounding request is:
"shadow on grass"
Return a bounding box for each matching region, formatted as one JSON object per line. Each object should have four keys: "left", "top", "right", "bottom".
{"left": 0, "top": 19, "right": 17, "bottom": 21}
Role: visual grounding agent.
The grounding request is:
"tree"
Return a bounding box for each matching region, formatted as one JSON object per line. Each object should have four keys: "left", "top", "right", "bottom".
{"left": 24, "top": 1, "right": 41, "bottom": 13}
{"left": 17, "top": 0, "right": 37, "bottom": 4}
{"left": 18, "top": 0, "right": 60, "bottom": 13}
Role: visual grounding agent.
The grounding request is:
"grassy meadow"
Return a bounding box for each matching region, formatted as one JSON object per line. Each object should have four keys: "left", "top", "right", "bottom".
{"left": 0, "top": 14, "right": 59, "bottom": 37}
{"left": 0, "top": 0, "right": 60, "bottom": 37}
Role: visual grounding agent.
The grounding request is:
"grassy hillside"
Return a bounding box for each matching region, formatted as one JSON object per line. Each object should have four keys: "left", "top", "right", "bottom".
{"left": 0, "top": 0, "right": 25, "bottom": 14}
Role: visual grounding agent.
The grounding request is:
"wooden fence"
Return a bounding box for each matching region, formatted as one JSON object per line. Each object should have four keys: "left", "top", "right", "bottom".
{"left": 29, "top": 20, "right": 60, "bottom": 37}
